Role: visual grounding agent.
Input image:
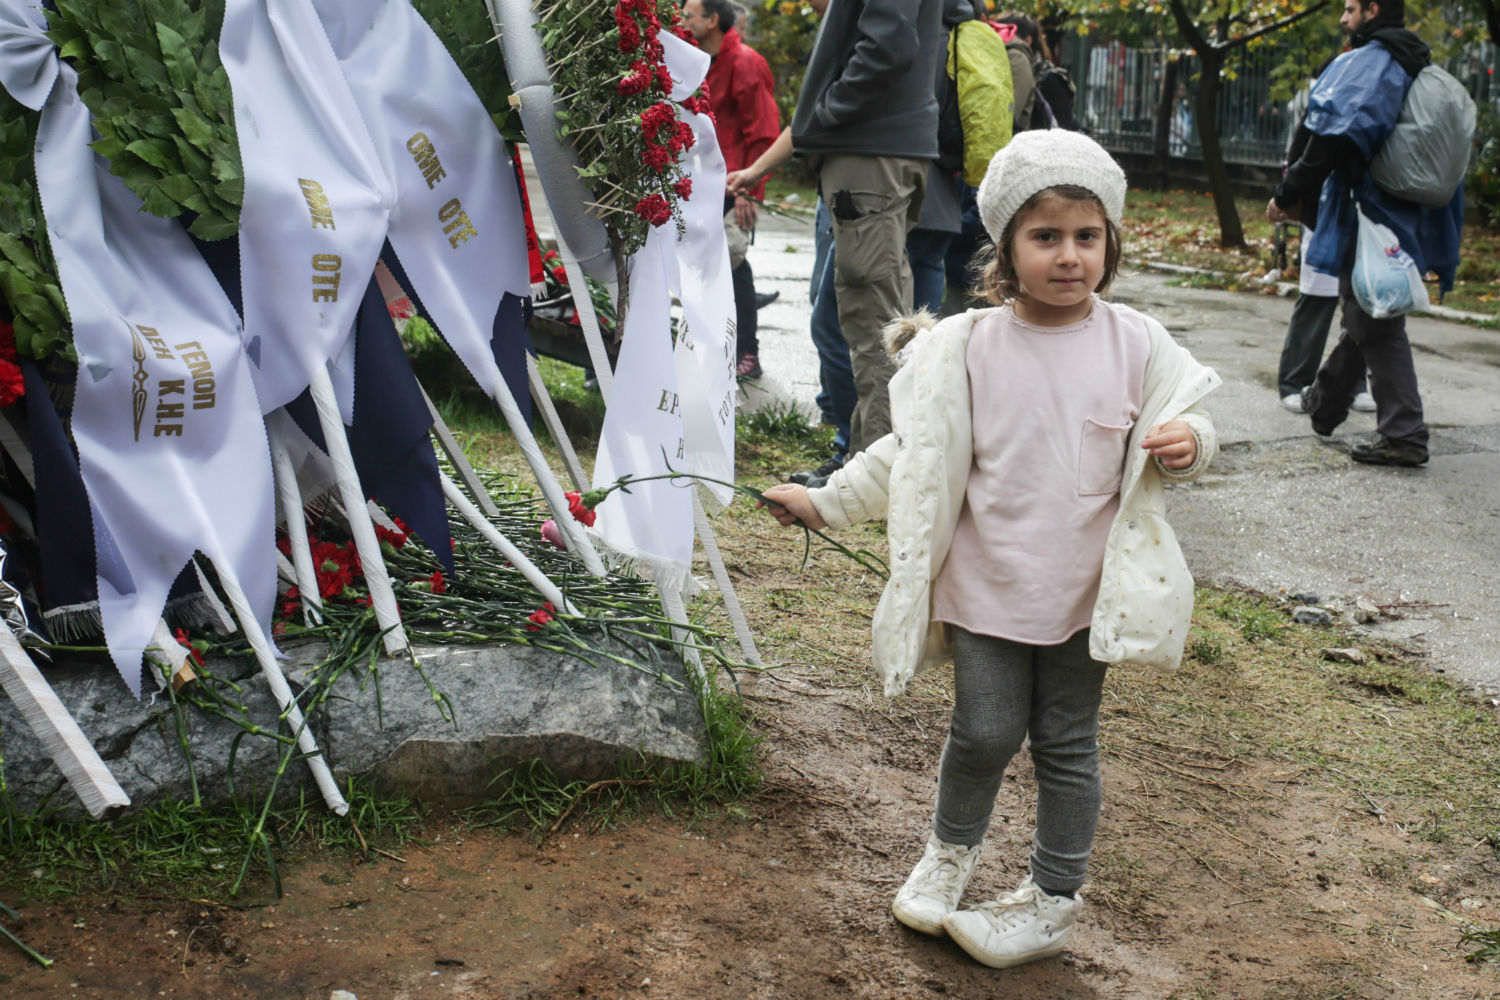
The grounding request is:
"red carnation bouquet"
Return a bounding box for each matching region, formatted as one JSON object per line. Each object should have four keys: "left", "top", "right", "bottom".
{"left": 537, "top": 0, "right": 711, "bottom": 254}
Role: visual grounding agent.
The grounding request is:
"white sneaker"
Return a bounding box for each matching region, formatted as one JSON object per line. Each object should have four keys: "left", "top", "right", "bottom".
{"left": 891, "top": 836, "right": 982, "bottom": 936}
{"left": 942, "top": 875, "right": 1081, "bottom": 969}
{"left": 1351, "top": 391, "right": 1376, "bottom": 412}
{"left": 1280, "top": 392, "right": 1307, "bottom": 414}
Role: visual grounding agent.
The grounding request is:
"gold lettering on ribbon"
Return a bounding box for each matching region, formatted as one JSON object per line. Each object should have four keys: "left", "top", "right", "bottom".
{"left": 298, "top": 177, "right": 336, "bottom": 230}
{"left": 406, "top": 132, "right": 448, "bottom": 189}
{"left": 676, "top": 437, "right": 685, "bottom": 460}
{"left": 175, "top": 342, "right": 217, "bottom": 410}
{"left": 656, "top": 389, "right": 680, "bottom": 416}
{"left": 438, "top": 198, "right": 477, "bottom": 248}
{"left": 312, "top": 252, "right": 342, "bottom": 302}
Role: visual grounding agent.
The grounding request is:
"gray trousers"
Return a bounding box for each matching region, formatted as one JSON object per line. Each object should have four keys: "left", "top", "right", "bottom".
{"left": 820, "top": 154, "right": 927, "bottom": 456}
{"left": 933, "top": 627, "right": 1107, "bottom": 894}
{"left": 1277, "top": 293, "right": 1366, "bottom": 399}
{"left": 1305, "top": 257, "right": 1428, "bottom": 448}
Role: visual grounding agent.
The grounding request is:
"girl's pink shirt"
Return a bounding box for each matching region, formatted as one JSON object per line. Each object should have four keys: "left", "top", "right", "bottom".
{"left": 931, "top": 300, "right": 1150, "bottom": 645}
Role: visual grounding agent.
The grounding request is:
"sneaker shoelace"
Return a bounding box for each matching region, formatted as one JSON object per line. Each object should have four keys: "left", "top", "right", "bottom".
{"left": 971, "top": 883, "right": 1050, "bottom": 929}
{"left": 907, "top": 846, "right": 970, "bottom": 902}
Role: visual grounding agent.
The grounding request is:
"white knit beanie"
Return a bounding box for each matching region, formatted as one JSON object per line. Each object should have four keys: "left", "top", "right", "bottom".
{"left": 976, "top": 130, "right": 1128, "bottom": 243}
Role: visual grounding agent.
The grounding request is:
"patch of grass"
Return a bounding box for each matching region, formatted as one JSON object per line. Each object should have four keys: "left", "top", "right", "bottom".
{"left": 1198, "top": 587, "right": 1287, "bottom": 643}
{"left": 1461, "top": 925, "right": 1500, "bottom": 964}
{"left": 0, "top": 780, "right": 425, "bottom": 902}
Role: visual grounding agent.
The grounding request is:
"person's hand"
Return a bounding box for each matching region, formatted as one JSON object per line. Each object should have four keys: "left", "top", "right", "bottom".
{"left": 1266, "top": 197, "right": 1289, "bottom": 224}
{"left": 757, "top": 483, "right": 826, "bottom": 530}
{"left": 726, "top": 167, "right": 763, "bottom": 197}
{"left": 1141, "top": 420, "right": 1198, "bottom": 470}
{"left": 733, "top": 195, "right": 758, "bottom": 232}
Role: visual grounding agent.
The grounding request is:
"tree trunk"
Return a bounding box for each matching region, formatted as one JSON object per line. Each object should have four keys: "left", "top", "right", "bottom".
{"left": 1194, "top": 49, "right": 1246, "bottom": 249}
{"left": 1152, "top": 58, "right": 1179, "bottom": 188}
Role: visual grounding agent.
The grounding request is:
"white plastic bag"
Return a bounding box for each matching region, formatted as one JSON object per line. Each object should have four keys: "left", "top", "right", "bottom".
{"left": 1351, "top": 205, "right": 1430, "bottom": 319}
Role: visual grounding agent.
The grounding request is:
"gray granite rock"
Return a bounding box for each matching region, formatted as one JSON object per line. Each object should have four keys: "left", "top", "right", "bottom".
{"left": 1293, "top": 605, "right": 1333, "bottom": 626}
{"left": 0, "top": 637, "right": 705, "bottom": 818}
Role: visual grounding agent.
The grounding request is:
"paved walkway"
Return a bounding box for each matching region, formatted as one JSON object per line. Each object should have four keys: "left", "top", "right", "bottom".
{"left": 740, "top": 210, "right": 1500, "bottom": 696}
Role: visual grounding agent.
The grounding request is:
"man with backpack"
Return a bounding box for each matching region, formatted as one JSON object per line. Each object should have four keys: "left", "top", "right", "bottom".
{"left": 1267, "top": 0, "right": 1465, "bottom": 467}
{"left": 995, "top": 13, "right": 1080, "bottom": 131}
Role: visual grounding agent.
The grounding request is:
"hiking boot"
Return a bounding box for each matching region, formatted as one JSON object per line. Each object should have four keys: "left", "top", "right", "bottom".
{"left": 736, "top": 353, "right": 762, "bottom": 379}
{"left": 789, "top": 454, "right": 845, "bottom": 488}
{"left": 1350, "top": 434, "right": 1428, "bottom": 467}
{"left": 1351, "top": 390, "right": 1377, "bottom": 413}
{"left": 891, "top": 836, "right": 982, "bottom": 937}
{"left": 754, "top": 290, "right": 780, "bottom": 310}
{"left": 1280, "top": 391, "right": 1306, "bottom": 414}
{"left": 942, "top": 875, "right": 1081, "bottom": 969}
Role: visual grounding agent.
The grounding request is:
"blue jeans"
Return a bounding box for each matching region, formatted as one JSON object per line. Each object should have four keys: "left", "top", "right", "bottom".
{"left": 907, "top": 227, "right": 954, "bottom": 316}
{"left": 810, "top": 204, "right": 854, "bottom": 459}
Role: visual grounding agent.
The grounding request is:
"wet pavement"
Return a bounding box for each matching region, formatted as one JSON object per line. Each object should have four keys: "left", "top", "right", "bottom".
{"left": 739, "top": 210, "right": 1500, "bottom": 696}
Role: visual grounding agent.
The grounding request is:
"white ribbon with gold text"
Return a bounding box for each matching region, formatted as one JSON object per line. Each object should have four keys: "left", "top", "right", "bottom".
{"left": 220, "top": 0, "right": 392, "bottom": 419}
{"left": 312, "top": 0, "right": 603, "bottom": 575}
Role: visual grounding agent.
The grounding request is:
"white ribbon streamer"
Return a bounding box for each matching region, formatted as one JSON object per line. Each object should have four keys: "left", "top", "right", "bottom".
{"left": 221, "top": 0, "right": 392, "bottom": 420}
{"left": 659, "top": 33, "right": 738, "bottom": 511}
{"left": 590, "top": 228, "right": 694, "bottom": 589}
{"left": 311, "top": 0, "right": 603, "bottom": 576}
{"left": 0, "top": 2, "right": 276, "bottom": 698}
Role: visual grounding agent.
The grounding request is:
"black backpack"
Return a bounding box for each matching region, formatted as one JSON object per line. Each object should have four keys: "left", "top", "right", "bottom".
{"left": 1032, "top": 59, "right": 1078, "bottom": 131}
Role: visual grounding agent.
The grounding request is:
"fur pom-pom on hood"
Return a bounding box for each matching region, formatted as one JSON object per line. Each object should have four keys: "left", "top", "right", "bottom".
{"left": 881, "top": 309, "right": 938, "bottom": 362}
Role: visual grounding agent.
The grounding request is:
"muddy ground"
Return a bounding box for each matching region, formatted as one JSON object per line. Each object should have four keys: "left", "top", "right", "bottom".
{"left": 3, "top": 456, "right": 1499, "bottom": 999}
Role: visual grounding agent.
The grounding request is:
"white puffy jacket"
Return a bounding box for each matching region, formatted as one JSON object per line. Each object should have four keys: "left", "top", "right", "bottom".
{"left": 808, "top": 305, "right": 1221, "bottom": 696}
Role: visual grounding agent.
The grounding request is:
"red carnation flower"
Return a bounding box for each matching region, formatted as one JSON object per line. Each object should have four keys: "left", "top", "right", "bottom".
{"left": 173, "top": 627, "right": 205, "bottom": 667}
{"left": 564, "top": 490, "right": 598, "bottom": 527}
{"left": 427, "top": 571, "right": 446, "bottom": 594}
{"left": 616, "top": 13, "right": 641, "bottom": 51}
{"left": 655, "top": 64, "right": 674, "bottom": 94}
{"left": 635, "top": 193, "right": 672, "bottom": 226}
{"left": 667, "top": 119, "right": 696, "bottom": 154}
{"left": 640, "top": 101, "right": 675, "bottom": 140}
{"left": 526, "top": 601, "right": 556, "bottom": 631}
{"left": 642, "top": 143, "right": 672, "bottom": 171}
{"left": 0, "top": 322, "right": 24, "bottom": 408}
{"left": 674, "top": 177, "right": 693, "bottom": 200}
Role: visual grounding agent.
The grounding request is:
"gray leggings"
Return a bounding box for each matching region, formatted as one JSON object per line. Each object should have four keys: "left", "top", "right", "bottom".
{"left": 933, "top": 626, "right": 1107, "bottom": 894}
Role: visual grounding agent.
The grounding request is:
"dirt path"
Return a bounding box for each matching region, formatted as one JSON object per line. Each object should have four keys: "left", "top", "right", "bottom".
{"left": 3, "top": 498, "right": 1499, "bottom": 999}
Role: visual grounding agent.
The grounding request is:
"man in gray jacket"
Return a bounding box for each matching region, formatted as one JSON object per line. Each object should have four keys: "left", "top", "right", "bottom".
{"left": 788, "top": 0, "right": 944, "bottom": 458}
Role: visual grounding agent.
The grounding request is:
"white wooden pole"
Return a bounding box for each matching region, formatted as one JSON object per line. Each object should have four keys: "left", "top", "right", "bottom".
{"left": 266, "top": 412, "right": 324, "bottom": 626}
{"left": 307, "top": 367, "right": 409, "bottom": 656}
{"left": 0, "top": 626, "right": 130, "bottom": 819}
{"left": 438, "top": 472, "right": 578, "bottom": 617}
{"left": 526, "top": 352, "right": 589, "bottom": 493}
{"left": 212, "top": 564, "right": 349, "bottom": 815}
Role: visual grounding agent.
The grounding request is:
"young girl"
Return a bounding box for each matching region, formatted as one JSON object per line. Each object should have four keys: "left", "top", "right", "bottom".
{"left": 761, "top": 130, "right": 1220, "bottom": 970}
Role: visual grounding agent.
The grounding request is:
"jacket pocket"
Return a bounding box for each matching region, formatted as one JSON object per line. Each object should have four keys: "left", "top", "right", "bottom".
{"left": 1078, "top": 418, "right": 1131, "bottom": 496}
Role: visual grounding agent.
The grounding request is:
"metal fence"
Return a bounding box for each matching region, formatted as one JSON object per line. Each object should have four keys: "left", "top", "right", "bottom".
{"left": 1063, "top": 38, "right": 1499, "bottom": 169}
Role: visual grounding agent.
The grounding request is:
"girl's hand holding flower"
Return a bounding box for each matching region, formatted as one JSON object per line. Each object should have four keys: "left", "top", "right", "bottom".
{"left": 1140, "top": 420, "right": 1197, "bottom": 469}
{"left": 758, "top": 483, "right": 826, "bottom": 530}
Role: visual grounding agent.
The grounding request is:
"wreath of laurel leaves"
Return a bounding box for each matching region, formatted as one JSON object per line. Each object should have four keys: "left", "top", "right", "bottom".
{"left": 48, "top": 0, "right": 243, "bottom": 241}
{"left": 0, "top": 95, "right": 72, "bottom": 361}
